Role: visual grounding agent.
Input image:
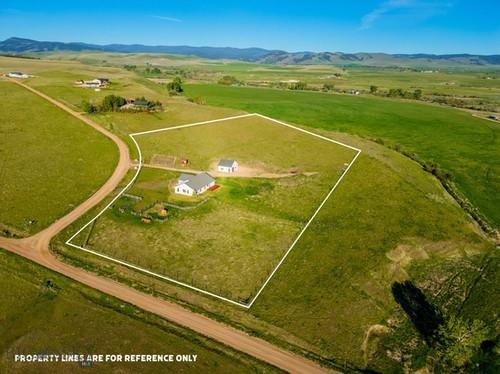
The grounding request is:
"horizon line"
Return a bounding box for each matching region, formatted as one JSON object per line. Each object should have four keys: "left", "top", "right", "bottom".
{"left": 1, "top": 36, "right": 499, "bottom": 57}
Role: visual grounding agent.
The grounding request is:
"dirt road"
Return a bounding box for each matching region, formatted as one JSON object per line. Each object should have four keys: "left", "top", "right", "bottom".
{"left": 0, "top": 79, "right": 330, "bottom": 373}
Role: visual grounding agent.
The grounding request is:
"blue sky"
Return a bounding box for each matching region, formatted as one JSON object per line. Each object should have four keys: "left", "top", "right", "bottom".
{"left": 0, "top": 1, "right": 498, "bottom": 54}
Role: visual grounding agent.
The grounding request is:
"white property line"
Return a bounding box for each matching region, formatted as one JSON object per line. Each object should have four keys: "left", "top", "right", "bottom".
{"left": 65, "top": 241, "right": 248, "bottom": 308}
{"left": 246, "top": 148, "right": 361, "bottom": 308}
{"left": 66, "top": 113, "right": 361, "bottom": 308}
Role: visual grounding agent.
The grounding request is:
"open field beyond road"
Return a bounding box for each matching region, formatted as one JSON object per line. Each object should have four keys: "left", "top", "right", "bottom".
{"left": 0, "top": 80, "right": 117, "bottom": 236}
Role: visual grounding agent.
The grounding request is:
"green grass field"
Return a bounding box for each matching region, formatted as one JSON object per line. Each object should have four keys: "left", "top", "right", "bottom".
{"left": 58, "top": 130, "right": 496, "bottom": 371}
{"left": 73, "top": 116, "right": 356, "bottom": 302}
{"left": 249, "top": 146, "right": 494, "bottom": 368}
{"left": 38, "top": 52, "right": 500, "bottom": 110}
{"left": 0, "top": 80, "right": 117, "bottom": 236}
{"left": 0, "top": 249, "right": 275, "bottom": 373}
{"left": 184, "top": 84, "right": 500, "bottom": 229}
{"left": 1, "top": 55, "right": 496, "bottom": 371}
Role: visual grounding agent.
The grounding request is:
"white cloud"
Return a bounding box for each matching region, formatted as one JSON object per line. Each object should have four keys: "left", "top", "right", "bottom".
{"left": 360, "top": 0, "right": 452, "bottom": 30}
{"left": 152, "top": 15, "right": 182, "bottom": 23}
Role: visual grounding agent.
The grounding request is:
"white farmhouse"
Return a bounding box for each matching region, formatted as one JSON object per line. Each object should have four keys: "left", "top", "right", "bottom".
{"left": 7, "top": 72, "right": 29, "bottom": 79}
{"left": 175, "top": 172, "right": 215, "bottom": 196}
{"left": 217, "top": 159, "right": 238, "bottom": 173}
{"left": 75, "top": 78, "right": 109, "bottom": 88}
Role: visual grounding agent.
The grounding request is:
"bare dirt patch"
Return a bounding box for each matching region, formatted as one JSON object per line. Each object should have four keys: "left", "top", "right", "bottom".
{"left": 142, "top": 158, "right": 319, "bottom": 179}
{"left": 150, "top": 154, "right": 179, "bottom": 168}
{"left": 208, "top": 160, "right": 317, "bottom": 179}
{"left": 361, "top": 324, "right": 391, "bottom": 367}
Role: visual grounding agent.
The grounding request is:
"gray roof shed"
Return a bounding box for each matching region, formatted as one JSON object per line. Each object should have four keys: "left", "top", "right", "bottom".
{"left": 218, "top": 159, "right": 237, "bottom": 167}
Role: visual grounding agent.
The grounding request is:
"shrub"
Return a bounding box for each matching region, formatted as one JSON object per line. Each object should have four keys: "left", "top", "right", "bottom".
{"left": 289, "top": 81, "right": 307, "bottom": 90}
{"left": 218, "top": 75, "right": 240, "bottom": 85}
{"left": 188, "top": 96, "right": 206, "bottom": 105}
{"left": 167, "top": 76, "right": 183, "bottom": 93}
{"left": 81, "top": 100, "right": 98, "bottom": 113}
{"left": 322, "top": 83, "right": 335, "bottom": 91}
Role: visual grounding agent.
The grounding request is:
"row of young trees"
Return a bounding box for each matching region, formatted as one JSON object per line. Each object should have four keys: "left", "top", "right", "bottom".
{"left": 214, "top": 77, "right": 425, "bottom": 101}
{"left": 329, "top": 83, "right": 423, "bottom": 100}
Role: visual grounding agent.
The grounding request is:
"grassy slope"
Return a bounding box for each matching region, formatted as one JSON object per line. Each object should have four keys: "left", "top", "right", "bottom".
{"left": 184, "top": 84, "right": 500, "bottom": 229}
{"left": 56, "top": 126, "right": 495, "bottom": 370}
{"left": 249, "top": 141, "right": 493, "bottom": 367}
{"left": 0, "top": 81, "right": 117, "bottom": 236}
{"left": 76, "top": 116, "right": 356, "bottom": 301}
{"left": 1, "top": 57, "right": 494, "bottom": 369}
{"left": 0, "top": 249, "right": 276, "bottom": 373}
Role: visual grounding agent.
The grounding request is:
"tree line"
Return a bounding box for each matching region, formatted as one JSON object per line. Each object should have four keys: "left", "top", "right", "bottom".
{"left": 81, "top": 95, "right": 163, "bottom": 113}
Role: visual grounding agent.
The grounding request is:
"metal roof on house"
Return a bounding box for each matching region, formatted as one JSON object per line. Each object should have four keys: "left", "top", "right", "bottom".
{"left": 218, "top": 159, "right": 236, "bottom": 167}
{"left": 179, "top": 172, "right": 215, "bottom": 191}
{"left": 178, "top": 173, "right": 192, "bottom": 182}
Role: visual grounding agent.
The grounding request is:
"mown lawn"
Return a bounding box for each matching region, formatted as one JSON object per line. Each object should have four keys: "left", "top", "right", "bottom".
{"left": 0, "top": 81, "right": 117, "bottom": 236}
{"left": 184, "top": 84, "right": 500, "bottom": 229}
{"left": 0, "top": 249, "right": 275, "bottom": 373}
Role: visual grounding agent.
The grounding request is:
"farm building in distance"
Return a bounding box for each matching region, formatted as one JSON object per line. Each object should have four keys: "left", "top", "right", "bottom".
{"left": 217, "top": 159, "right": 238, "bottom": 173}
{"left": 7, "top": 72, "right": 30, "bottom": 78}
{"left": 75, "top": 78, "right": 109, "bottom": 88}
{"left": 120, "top": 98, "right": 151, "bottom": 111}
{"left": 175, "top": 172, "right": 215, "bottom": 196}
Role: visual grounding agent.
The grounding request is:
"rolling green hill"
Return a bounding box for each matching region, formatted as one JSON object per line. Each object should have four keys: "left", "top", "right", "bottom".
{"left": 2, "top": 37, "right": 499, "bottom": 68}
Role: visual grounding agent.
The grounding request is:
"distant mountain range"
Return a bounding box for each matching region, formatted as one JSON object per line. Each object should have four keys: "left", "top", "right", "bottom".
{"left": 1, "top": 37, "right": 499, "bottom": 67}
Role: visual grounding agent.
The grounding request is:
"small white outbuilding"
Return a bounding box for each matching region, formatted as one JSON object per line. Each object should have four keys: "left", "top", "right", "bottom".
{"left": 217, "top": 159, "right": 238, "bottom": 173}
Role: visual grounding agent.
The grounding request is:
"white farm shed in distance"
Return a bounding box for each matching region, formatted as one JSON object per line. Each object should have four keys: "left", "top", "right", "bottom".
{"left": 217, "top": 159, "right": 238, "bottom": 173}
{"left": 7, "top": 72, "right": 29, "bottom": 78}
{"left": 175, "top": 172, "right": 215, "bottom": 196}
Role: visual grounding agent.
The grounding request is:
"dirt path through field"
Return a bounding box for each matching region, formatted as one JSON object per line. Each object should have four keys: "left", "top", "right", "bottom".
{"left": 143, "top": 162, "right": 314, "bottom": 179}
{"left": 0, "top": 78, "right": 330, "bottom": 374}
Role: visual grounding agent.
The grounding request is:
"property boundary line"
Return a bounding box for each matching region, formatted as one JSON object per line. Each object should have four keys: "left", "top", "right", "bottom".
{"left": 66, "top": 113, "right": 361, "bottom": 308}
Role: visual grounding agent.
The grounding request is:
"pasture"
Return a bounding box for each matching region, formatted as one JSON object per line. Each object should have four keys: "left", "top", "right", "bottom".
{"left": 72, "top": 115, "right": 357, "bottom": 303}
{"left": 0, "top": 249, "right": 274, "bottom": 373}
{"left": 0, "top": 80, "right": 117, "bottom": 236}
{"left": 184, "top": 84, "right": 500, "bottom": 229}
{"left": 1, "top": 55, "right": 495, "bottom": 370}
{"left": 58, "top": 129, "right": 495, "bottom": 370}
{"left": 38, "top": 51, "right": 500, "bottom": 109}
